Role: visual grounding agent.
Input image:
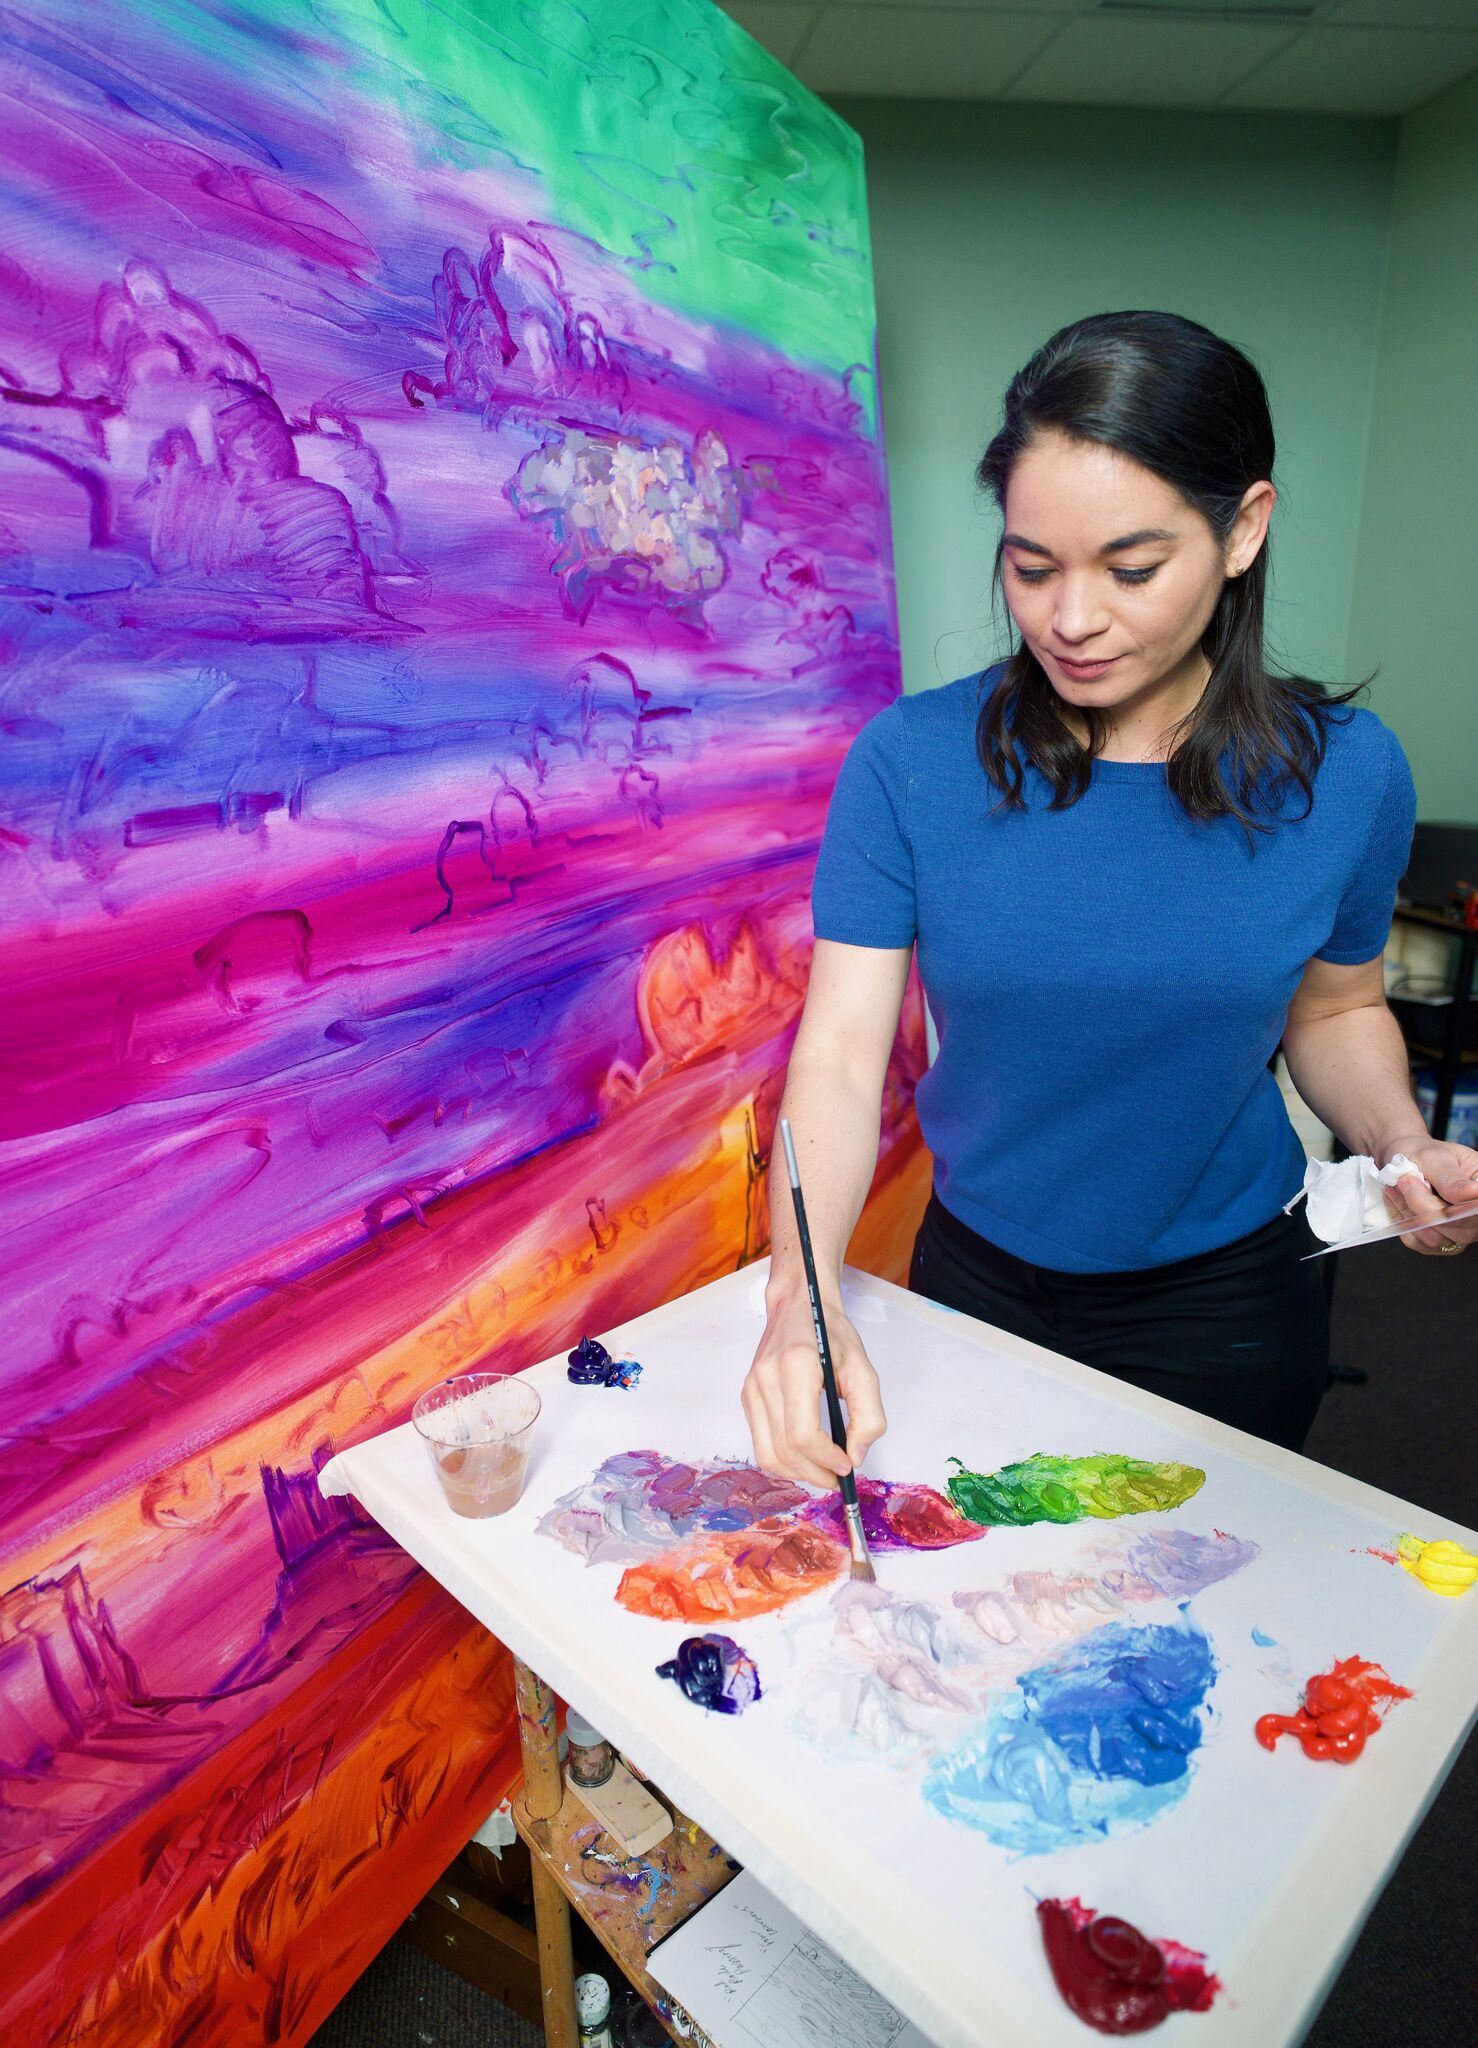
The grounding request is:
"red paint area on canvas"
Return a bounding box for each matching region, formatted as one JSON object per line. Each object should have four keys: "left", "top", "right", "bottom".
{"left": 1038, "top": 1897, "right": 1220, "bottom": 2034}
{"left": 1255, "top": 1655, "right": 1411, "bottom": 1763}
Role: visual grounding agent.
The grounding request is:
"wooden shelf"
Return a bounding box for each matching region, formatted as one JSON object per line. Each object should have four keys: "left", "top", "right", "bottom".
{"left": 513, "top": 1775, "right": 739, "bottom": 2046}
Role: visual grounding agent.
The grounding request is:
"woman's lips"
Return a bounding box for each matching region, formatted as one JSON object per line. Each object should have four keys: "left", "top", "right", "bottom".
{"left": 1051, "top": 652, "right": 1120, "bottom": 680}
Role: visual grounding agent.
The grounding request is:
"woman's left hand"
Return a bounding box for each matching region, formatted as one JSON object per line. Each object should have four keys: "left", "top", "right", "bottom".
{"left": 1380, "top": 1136, "right": 1478, "bottom": 1255}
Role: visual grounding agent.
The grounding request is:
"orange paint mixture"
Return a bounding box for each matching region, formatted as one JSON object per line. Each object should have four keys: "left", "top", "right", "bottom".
{"left": 617, "top": 1523, "right": 848, "bottom": 1620}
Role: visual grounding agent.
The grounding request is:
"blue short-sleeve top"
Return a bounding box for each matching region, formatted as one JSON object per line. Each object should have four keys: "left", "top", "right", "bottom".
{"left": 812, "top": 667, "right": 1417, "bottom": 1274}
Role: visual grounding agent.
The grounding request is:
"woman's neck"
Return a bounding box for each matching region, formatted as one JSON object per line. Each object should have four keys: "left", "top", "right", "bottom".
{"left": 1064, "top": 653, "right": 1211, "bottom": 763}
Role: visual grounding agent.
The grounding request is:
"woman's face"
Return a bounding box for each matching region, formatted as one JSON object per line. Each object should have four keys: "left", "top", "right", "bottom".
{"left": 1001, "top": 428, "right": 1272, "bottom": 731}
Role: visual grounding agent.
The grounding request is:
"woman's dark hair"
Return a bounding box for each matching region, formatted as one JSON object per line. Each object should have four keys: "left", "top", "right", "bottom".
{"left": 975, "top": 310, "right": 1363, "bottom": 825}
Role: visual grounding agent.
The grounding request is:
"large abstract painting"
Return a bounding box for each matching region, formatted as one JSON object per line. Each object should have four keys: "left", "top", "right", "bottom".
{"left": 0, "top": 3, "right": 926, "bottom": 2043}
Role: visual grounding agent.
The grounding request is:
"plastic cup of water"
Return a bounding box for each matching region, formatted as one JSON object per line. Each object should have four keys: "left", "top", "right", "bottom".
{"left": 412, "top": 1374, "right": 541, "bottom": 1519}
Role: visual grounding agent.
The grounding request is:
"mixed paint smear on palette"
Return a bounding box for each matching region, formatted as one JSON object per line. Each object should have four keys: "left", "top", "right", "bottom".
{"left": 540, "top": 1453, "right": 1259, "bottom": 1859}
{"left": 1037, "top": 1897, "right": 1221, "bottom": 2035}
{"left": 537, "top": 1450, "right": 982, "bottom": 1619}
{"left": 925, "top": 1618, "right": 1214, "bottom": 1853}
{"left": 0, "top": 6, "right": 925, "bottom": 2044}
{"left": 784, "top": 1525, "right": 1260, "bottom": 1853}
{"left": 947, "top": 1453, "right": 1206, "bottom": 1528}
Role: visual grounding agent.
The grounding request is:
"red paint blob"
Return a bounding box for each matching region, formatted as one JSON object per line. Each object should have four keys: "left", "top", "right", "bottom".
{"left": 1255, "top": 1654, "right": 1411, "bottom": 1763}
{"left": 1037, "top": 1898, "right": 1220, "bottom": 2034}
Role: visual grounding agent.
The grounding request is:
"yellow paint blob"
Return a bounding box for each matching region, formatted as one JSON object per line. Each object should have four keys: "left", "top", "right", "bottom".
{"left": 1396, "top": 1532, "right": 1478, "bottom": 1597}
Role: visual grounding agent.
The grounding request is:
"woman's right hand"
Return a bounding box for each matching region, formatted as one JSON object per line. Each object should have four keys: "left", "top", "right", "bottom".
{"left": 741, "top": 1285, "right": 888, "bottom": 1488}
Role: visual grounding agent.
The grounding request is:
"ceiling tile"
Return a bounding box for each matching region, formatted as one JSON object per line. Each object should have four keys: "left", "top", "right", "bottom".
{"left": 720, "top": 3, "right": 821, "bottom": 68}
{"left": 1224, "top": 25, "right": 1478, "bottom": 111}
{"left": 1327, "top": 2, "right": 1478, "bottom": 26}
{"left": 797, "top": 7, "right": 1062, "bottom": 99}
{"left": 1001, "top": 14, "right": 1301, "bottom": 105}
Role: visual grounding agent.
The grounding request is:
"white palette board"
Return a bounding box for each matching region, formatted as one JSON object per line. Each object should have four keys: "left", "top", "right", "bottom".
{"left": 319, "top": 1263, "right": 1478, "bottom": 2048}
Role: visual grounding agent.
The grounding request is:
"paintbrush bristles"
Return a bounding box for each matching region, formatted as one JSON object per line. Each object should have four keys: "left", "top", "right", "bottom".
{"left": 843, "top": 1500, "right": 876, "bottom": 1583}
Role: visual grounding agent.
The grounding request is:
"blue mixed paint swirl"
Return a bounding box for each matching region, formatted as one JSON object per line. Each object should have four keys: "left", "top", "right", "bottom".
{"left": 923, "top": 1617, "right": 1215, "bottom": 1854}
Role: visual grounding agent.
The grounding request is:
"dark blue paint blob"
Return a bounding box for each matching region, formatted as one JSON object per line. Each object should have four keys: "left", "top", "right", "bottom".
{"left": 1018, "top": 1620, "right": 1214, "bottom": 1787}
{"left": 567, "top": 1335, "right": 642, "bottom": 1388}
{"left": 656, "top": 1633, "right": 762, "bottom": 1715}
{"left": 566, "top": 1334, "right": 612, "bottom": 1380}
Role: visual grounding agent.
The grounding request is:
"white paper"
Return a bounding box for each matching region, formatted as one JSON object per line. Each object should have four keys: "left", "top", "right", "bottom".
{"left": 649, "top": 1869, "right": 937, "bottom": 2048}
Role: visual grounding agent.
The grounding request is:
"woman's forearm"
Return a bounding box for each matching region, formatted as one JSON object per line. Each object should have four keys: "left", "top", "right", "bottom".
{"left": 765, "top": 1055, "right": 884, "bottom": 1308}
{"left": 1281, "top": 999, "right": 1428, "bottom": 1161}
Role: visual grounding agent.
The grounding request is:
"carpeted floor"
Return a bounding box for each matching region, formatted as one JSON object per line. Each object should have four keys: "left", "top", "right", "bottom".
{"left": 310, "top": 1238, "right": 1476, "bottom": 2048}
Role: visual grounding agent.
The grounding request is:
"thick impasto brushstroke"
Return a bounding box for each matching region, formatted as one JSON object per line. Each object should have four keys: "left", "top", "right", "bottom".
{"left": 781, "top": 1526, "right": 1256, "bottom": 1852}
{"left": 947, "top": 1454, "right": 1206, "bottom": 1528}
{"left": 0, "top": 6, "right": 923, "bottom": 2042}
{"left": 619, "top": 1522, "right": 850, "bottom": 1621}
{"left": 537, "top": 1451, "right": 981, "bottom": 1620}
{"left": 922, "top": 1616, "right": 1217, "bottom": 1854}
{"left": 806, "top": 1474, "right": 986, "bottom": 1552}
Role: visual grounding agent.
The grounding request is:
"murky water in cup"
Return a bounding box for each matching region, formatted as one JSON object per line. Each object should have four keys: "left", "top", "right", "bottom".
{"left": 412, "top": 1375, "right": 541, "bottom": 1518}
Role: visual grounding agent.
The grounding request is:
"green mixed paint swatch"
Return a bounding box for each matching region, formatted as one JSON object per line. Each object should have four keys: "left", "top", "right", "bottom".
{"left": 946, "top": 1453, "right": 1206, "bottom": 1528}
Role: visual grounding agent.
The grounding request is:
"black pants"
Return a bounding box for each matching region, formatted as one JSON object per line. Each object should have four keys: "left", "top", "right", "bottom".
{"left": 909, "top": 1194, "right": 1331, "bottom": 1453}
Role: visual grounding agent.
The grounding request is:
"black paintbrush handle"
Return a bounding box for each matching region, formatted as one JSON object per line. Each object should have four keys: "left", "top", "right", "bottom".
{"left": 779, "top": 1127, "right": 859, "bottom": 1510}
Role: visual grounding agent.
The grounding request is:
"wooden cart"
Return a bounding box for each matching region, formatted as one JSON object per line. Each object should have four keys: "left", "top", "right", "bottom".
{"left": 511, "top": 1658, "right": 734, "bottom": 2045}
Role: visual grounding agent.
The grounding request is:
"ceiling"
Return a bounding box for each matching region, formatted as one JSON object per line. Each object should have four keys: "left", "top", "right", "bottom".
{"left": 720, "top": 1, "right": 1478, "bottom": 114}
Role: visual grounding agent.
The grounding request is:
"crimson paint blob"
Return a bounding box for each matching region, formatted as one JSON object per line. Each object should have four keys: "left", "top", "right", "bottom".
{"left": 1037, "top": 1897, "right": 1220, "bottom": 2034}
{"left": 1255, "top": 1654, "right": 1411, "bottom": 1763}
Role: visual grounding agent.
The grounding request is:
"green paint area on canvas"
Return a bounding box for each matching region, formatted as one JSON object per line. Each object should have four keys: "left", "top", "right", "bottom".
{"left": 334, "top": 0, "right": 876, "bottom": 383}
{"left": 946, "top": 1454, "right": 1206, "bottom": 1528}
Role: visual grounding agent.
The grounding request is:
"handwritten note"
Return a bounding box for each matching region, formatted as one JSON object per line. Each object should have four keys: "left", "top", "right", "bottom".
{"left": 647, "top": 1870, "right": 936, "bottom": 2048}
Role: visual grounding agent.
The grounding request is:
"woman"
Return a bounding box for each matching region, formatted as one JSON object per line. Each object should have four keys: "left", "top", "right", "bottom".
{"left": 744, "top": 311, "right": 1476, "bottom": 1485}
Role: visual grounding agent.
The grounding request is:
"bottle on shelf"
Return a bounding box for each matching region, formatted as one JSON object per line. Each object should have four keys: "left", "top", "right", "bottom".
{"left": 575, "top": 1970, "right": 615, "bottom": 2048}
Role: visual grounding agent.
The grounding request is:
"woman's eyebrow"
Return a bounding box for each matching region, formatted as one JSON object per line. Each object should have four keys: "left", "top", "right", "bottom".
{"left": 1002, "top": 526, "right": 1178, "bottom": 557}
{"left": 1102, "top": 527, "right": 1177, "bottom": 551}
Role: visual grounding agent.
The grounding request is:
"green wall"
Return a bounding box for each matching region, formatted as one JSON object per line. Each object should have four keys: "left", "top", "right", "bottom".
{"left": 1346, "top": 69, "right": 1478, "bottom": 825}
{"left": 831, "top": 96, "right": 1400, "bottom": 736}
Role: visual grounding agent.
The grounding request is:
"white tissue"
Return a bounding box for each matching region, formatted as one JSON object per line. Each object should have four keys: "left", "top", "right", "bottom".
{"left": 1288, "top": 1152, "right": 1429, "bottom": 1244}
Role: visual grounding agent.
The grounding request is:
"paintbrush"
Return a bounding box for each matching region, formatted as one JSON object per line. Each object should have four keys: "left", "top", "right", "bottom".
{"left": 777, "top": 1117, "right": 876, "bottom": 1584}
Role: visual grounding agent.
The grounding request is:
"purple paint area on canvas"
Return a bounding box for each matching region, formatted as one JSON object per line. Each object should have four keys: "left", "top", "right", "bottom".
{"left": 0, "top": 23, "right": 900, "bottom": 1518}
{"left": 1, "top": 1451, "right": 412, "bottom": 1913}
